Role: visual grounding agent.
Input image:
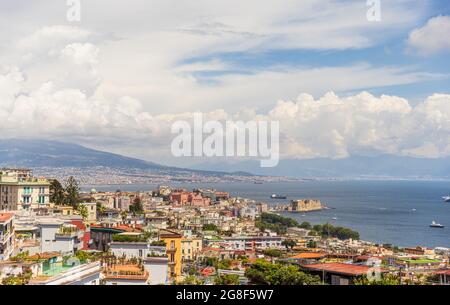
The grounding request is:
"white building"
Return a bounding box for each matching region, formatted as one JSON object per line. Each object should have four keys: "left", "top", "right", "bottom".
{"left": 0, "top": 213, "right": 15, "bottom": 260}
{"left": 0, "top": 169, "right": 50, "bottom": 211}
{"left": 39, "top": 220, "right": 83, "bottom": 254}
{"left": 109, "top": 240, "right": 169, "bottom": 285}
{"left": 239, "top": 205, "right": 260, "bottom": 220}
{"left": 223, "top": 236, "right": 284, "bottom": 251}
{"left": 143, "top": 256, "right": 169, "bottom": 285}
{"left": 0, "top": 260, "right": 43, "bottom": 281}
{"left": 110, "top": 241, "right": 149, "bottom": 259}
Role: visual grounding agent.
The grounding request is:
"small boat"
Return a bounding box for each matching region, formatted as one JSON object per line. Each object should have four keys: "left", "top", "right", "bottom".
{"left": 332, "top": 217, "right": 338, "bottom": 220}
{"left": 270, "top": 194, "right": 287, "bottom": 199}
{"left": 430, "top": 221, "right": 444, "bottom": 228}
{"left": 442, "top": 196, "right": 450, "bottom": 202}
{"left": 254, "top": 181, "right": 263, "bottom": 184}
{"left": 411, "top": 208, "right": 416, "bottom": 212}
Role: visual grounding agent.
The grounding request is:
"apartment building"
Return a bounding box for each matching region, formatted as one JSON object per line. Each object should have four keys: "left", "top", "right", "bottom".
{"left": 181, "top": 237, "right": 203, "bottom": 261}
{"left": 222, "top": 236, "right": 284, "bottom": 251}
{"left": 0, "top": 213, "right": 15, "bottom": 260}
{"left": 80, "top": 202, "right": 97, "bottom": 223}
{"left": 39, "top": 220, "right": 83, "bottom": 255}
{"left": 159, "top": 229, "right": 183, "bottom": 281}
{"left": 0, "top": 169, "right": 50, "bottom": 211}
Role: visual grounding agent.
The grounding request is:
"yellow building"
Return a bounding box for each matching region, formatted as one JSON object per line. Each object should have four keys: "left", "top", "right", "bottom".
{"left": 159, "top": 229, "right": 183, "bottom": 281}
{"left": 181, "top": 237, "right": 203, "bottom": 261}
{"left": 80, "top": 202, "right": 97, "bottom": 223}
{"left": 52, "top": 205, "right": 75, "bottom": 216}
{"left": 0, "top": 169, "right": 50, "bottom": 211}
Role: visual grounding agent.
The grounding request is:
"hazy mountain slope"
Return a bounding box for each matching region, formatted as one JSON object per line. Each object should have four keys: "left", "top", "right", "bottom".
{"left": 0, "top": 139, "right": 252, "bottom": 177}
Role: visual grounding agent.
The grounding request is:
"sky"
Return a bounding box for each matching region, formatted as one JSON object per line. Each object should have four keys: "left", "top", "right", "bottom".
{"left": 0, "top": 0, "right": 449, "bottom": 167}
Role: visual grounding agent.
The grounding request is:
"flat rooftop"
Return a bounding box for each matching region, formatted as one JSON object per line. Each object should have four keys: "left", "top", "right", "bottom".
{"left": 301, "top": 263, "right": 384, "bottom": 276}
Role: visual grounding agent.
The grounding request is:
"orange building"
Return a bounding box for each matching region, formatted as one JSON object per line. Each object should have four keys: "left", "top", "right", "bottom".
{"left": 159, "top": 229, "right": 183, "bottom": 281}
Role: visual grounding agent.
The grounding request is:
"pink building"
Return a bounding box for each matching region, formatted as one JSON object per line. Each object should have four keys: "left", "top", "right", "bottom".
{"left": 188, "top": 193, "right": 211, "bottom": 207}
{"left": 169, "top": 191, "right": 190, "bottom": 205}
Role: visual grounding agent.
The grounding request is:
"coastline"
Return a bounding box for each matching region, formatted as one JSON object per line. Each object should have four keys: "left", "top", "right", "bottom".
{"left": 81, "top": 180, "right": 450, "bottom": 249}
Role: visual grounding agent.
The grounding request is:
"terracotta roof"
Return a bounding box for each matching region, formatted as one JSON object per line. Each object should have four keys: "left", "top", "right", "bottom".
{"left": 0, "top": 213, "right": 14, "bottom": 222}
{"left": 200, "top": 267, "right": 215, "bottom": 276}
{"left": 159, "top": 229, "right": 182, "bottom": 238}
{"left": 302, "top": 263, "right": 384, "bottom": 276}
{"left": 355, "top": 255, "right": 384, "bottom": 261}
{"left": 435, "top": 269, "right": 450, "bottom": 275}
{"left": 289, "top": 252, "right": 326, "bottom": 259}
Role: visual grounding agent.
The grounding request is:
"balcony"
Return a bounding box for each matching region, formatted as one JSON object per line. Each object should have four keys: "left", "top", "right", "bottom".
{"left": 55, "top": 226, "right": 80, "bottom": 238}
{"left": 166, "top": 247, "right": 177, "bottom": 253}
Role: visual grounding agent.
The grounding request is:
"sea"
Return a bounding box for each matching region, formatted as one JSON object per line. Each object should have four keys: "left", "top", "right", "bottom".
{"left": 82, "top": 180, "right": 450, "bottom": 248}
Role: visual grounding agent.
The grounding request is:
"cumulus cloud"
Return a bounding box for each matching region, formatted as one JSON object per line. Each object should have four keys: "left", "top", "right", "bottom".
{"left": 0, "top": 1, "right": 447, "bottom": 166}
{"left": 1, "top": 64, "right": 449, "bottom": 162}
{"left": 407, "top": 15, "right": 450, "bottom": 55}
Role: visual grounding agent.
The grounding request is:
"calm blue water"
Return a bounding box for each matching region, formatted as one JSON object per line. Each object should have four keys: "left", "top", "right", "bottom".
{"left": 84, "top": 180, "right": 450, "bottom": 248}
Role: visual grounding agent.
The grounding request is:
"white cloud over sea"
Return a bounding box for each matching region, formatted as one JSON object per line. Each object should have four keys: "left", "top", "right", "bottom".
{"left": 0, "top": 1, "right": 449, "bottom": 165}
{"left": 1, "top": 63, "right": 449, "bottom": 161}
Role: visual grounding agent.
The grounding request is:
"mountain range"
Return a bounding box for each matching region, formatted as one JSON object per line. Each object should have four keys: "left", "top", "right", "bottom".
{"left": 0, "top": 139, "right": 449, "bottom": 179}
{"left": 0, "top": 139, "right": 251, "bottom": 178}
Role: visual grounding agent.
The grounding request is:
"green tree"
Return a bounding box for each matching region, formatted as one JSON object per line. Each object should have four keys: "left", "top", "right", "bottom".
{"left": 64, "top": 176, "right": 80, "bottom": 207}
{"left": 129, "top": 197, "right": 144, "bottom": 215}
{"left": 49, "top": 179, "right": 65, "bottom": 205}
{"left": 307, "top": 239, "right": 317, "bottom": 248}
{"left": 121, "top": 210, "right": 128, "bottom": 221}
{"left": 1, "top": 268, "right": 32, "bottom": 285}
{"left": 203, "top": 257, "right": 219, "bottom": 268}
{"left": 245, "top": 260, "right": 321, "bottom": 285}
{"left": 202, "top": 223, "right": 218, "bottom": 231}
{"left": 353, "top": 274, "right": 400, "bottom": 285}
{"left": 77, "top": 204, "right": 88, "bottom": 221}
{"left": 263, "top": 249, "right": 283, "bottom": 257}
{"left": 176, "top": 275, "right": 205, "bottom": 285}
{"left": 75, "top": 250, "right": 93, "bottom": 263}
{"left": 214, "top": 274, "right": 240, "bottom": 285}
{"left": 217, "top": 259, "right": 233, "bottom": 270}
{"left": 281, "top": 239, "right": 296, "bottom": 251}
{"left": 299, "top": 221, "right": 312, "bottom": 229}
{"left": 96, "top": 202, "right": 106, "bottom": 215}
{"left": 9, "top": 251, "right": 30, "bottom": 262}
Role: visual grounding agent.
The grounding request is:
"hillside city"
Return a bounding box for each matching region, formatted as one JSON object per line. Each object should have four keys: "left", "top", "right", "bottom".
{"left": 1, "top": 168, "right": 449, "bottom": 285}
